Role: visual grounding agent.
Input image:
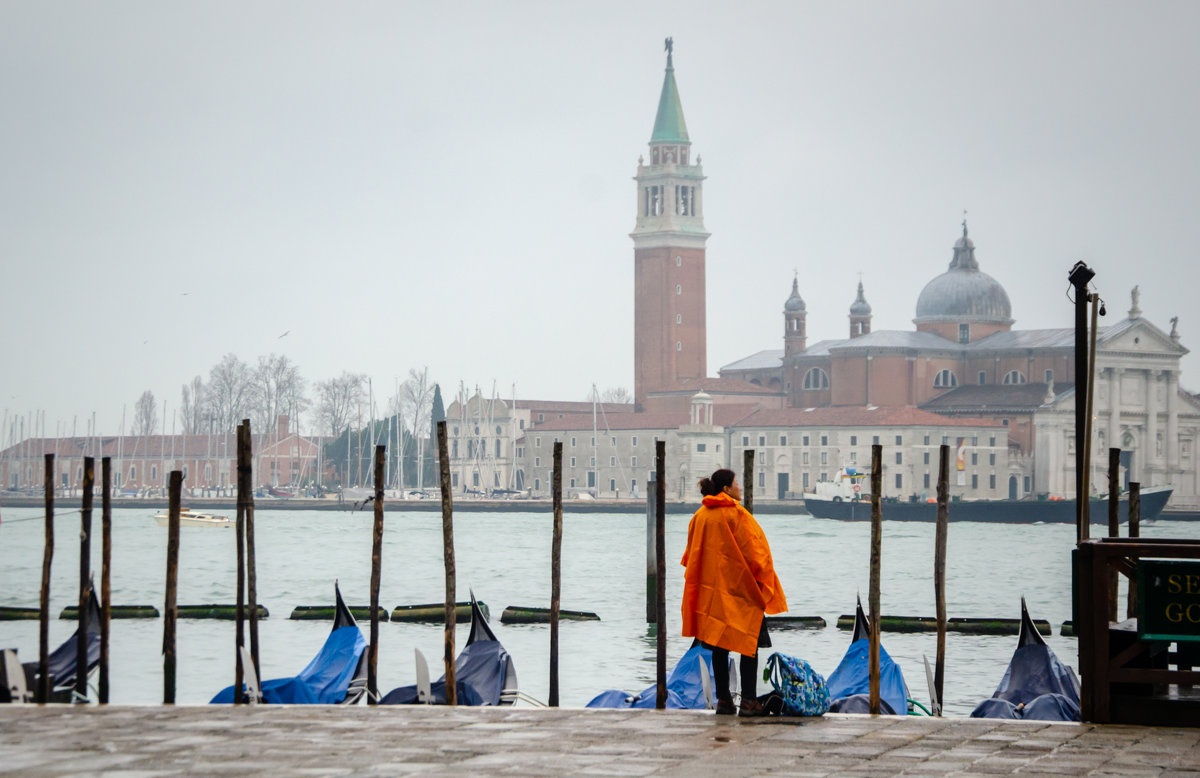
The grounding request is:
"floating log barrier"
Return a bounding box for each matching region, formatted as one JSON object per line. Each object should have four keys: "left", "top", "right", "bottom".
{"left": 501, "top": 606, "right": 599, "bottom": 624}
{"left": 60, "top": 605, "right": 159, "bottom": 619}
{"left": 1, "top": 607, "right": 41, "bottom": 620}
{"left": 391, "top": 602, "right": 488, "bottom": 623}
{"left": 176, "top": 604, "right": 269, "bottom": 619}
{"left": 292, "top": 605, "right": 388, "bottom": 622}
{"left": 764, "top": 616, "right": 826, "bottom": 630}
{"left": 1061, "top": 621, "right": 1074, "bottom": 637}
{"left": 836, "top": 614, "right": 1052, "bottom": 636}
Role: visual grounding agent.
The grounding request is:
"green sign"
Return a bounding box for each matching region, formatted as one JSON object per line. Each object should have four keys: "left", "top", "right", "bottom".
{"left": 1138, "top": 560, "right": 1200, "bottom": 642}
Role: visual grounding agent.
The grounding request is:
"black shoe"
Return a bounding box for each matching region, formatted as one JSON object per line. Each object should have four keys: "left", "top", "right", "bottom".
{"left": 715, "top": 698, "right": 736, "bottom": 715}
{"left": 738, "top": 697, "right": 769, "bottom": 717}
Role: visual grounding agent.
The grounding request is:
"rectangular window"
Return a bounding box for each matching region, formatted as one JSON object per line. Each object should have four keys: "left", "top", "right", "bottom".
{"left": 850, "top": 435, "right": 857, "bottom": 445}
{"left": 923, "top": 452, "right": 930, "bottom": 465}
{"left": 570, "top": 478, "right": 576, "bottom": 488}
{"left": 697, "top": 443, "right": 706, "bottom": 452}
{"left": 872, "top": 435, "right": 879, "bottom": 445}
{"left": 538, "top": 413, "right": 544, "bottom": 422}
{"left": 609, "top": 456, "right": 616, "bottom": 466}
{"left": 971, "top": 453, "right": 978, "bottom": 465}
{"left": 570, "top": 457, "right": 576, "bottom": 467}
{"left": 942, "top": 436, "right": 949, "bottom": 445}
{"left": 452, "top": 473, "right": 459, "bottom": 487}
{"left": 758, "top": 472, "right": 765, "bottom": 487}
{"left": 979, "top": 371, "right": 987, "bottom": 385}
{"left": 895, "top": 474, "right": 902, "bottom": 489}
{"left": 850, "top": 451, "right": 857, "bottom": 463}
{"left": 972, "top": 437, "right": 978, "bottom": 446}
{"left": 610, "top": 478, "right": 616, "bottom": 491}
{"left": 779, "top": 435, "right": 787, "bottom": 446}
{"left": 989, "top": 474, "right": 996, "bottom": 489}
{"left": 631, "top": 456, "right": 637, "bottom": 467}
{"left": 1024, "top": 476, "right": 1031, "bottom": 492}
{"left": 923, "top": 434, "right": 930, "bottom": 445}
{"left": 959, "top": 323, "right": 970, "bottom": 343}
{"left": 802, "top": 472, "right": 809, "bottom": 488}
{"left": 971, "top": 474, "right": 979, "bottom": 489}
{"left": 895, "top": 435, "right": 902, "bottom": 445}
{"left": 759, "top": 452, "right": 765, "bottom": 465}
{"left": 895, "top": 452, "right": 902, "bottom": 465}
{"left": 611, "top": 437, "right": 616, "bottom": 447}
{"left": 571, "top": 437, "right": 577, "bottom": 447}
{"left": 591, "top": 437, "right": 596, "bottom": 446}
{"left": 820, "top": 435, "right": 828, "bottom": 446}
{"left": 989, "top": 453, "right": 996, "bottom": 466}
{"left": 535, "top": 457, "right": 541, "bottom": 467}
{"left": 742, "top": 435, "right": 750, "bottom": 446}
{"left": 631, "top": 436, "right": 638, "bottom": 447}
{"left": 989, "top": 436, "right": 996, "bottom": 447}
{"left": 535, "top": 437, "right": 541, "bottom": 447}
{"left": 820, "top": 451, "right": 828, "bottom": 465}
{"left": 758, "top": 435, "right": 766, "bottom": 446}
{"left": 1045, "top": 369, "right": 1053, "bottom": 382}
{"left": 924, "top": 473, "right": 931, "bottom": 489}
{"left": 590, "top": 457, "right": 596, "bottom": 466}
{"left": 802, "top": 435, "right": 809, "bottom": 446}
{"left": 803, "top": 452, "right": 810, "bottom": 465}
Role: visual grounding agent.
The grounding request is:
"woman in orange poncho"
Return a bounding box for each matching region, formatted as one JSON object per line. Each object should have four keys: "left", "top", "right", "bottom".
{"left": 681, "top": 467, "right": 787, "bottom": 716}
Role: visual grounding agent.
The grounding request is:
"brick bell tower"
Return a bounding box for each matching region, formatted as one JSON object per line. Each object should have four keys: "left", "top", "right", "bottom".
{"left": 632, "top": 38, "right": 710, "bottom": 409}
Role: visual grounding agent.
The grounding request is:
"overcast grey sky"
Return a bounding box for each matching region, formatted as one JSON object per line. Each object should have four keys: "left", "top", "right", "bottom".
{"left": 3, "top": 1, "right": 1197, "bottom": 435}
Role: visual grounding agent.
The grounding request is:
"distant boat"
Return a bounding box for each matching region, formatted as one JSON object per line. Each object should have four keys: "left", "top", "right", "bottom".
{"left": 803, "top": 485, "right": 1174, "bottom": 523}
{"left": 268, "top": 486, "right": 295, "bottom": 499}
{"left": 153, "top": 509, "right": 231, "bottom": 528}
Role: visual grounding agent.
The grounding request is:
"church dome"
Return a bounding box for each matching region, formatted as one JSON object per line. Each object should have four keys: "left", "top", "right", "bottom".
{"left": 914, "top": 223, "right": 1012, "bottom": 324}
{"left": 784, "top": 276, "right": 806, "bottom": 313}
{"left": 849, "top": 281, "right": 872, "bottom": 316}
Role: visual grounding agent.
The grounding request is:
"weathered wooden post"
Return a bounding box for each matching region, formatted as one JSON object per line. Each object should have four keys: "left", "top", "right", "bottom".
{"left": 164, "top": 470, "right": 182, "bottom": 704}
{"left": 234, "top": 422, "right": 248, "bottom": 702}
{"left": 550, "top": 441, "right": 563, "bottom": 707}
{"left": 645, "top": 471, "right": 656, "bottom": 623}
{"left": 1107, "top": 448, "right": 1121, "bottom": 622}
{"left": 243, "top": 421, "right": 260, "bottom": 677}
{"left": 75, "top": 457, "right": 94, "bottom": 703}
{"left": 743, "top": 449, "right": 755, "bottom": 514}
{"left": 1068, "top": 262, "right": 1094, "bottom": 544}
{"left": 934, "top": 444, "right": 949, "bottom": 715}
{"left": 38, "top": 453, "right": 54, "bottom": 703}
{"left": 100, "top": 456, "right": 112, "bottom": 704}
{"left": 869, "top": 444, "right": 882, "bottom": 714}
{"left": 655, "top": 440, "right": 666, "bottom": 709}
{"left": 369, "top": 444, "right": 385, "bottom": 704}
{"left": 437, "top": 420, "right": 457, "bottom": 705}
{"left": 1127, "top": 482, "right": 1141, "bottom": 619}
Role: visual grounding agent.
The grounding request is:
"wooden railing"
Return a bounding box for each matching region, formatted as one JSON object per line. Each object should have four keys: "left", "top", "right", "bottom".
{"left": 1076, "top": 537, "right": 1200, "bottom": 725}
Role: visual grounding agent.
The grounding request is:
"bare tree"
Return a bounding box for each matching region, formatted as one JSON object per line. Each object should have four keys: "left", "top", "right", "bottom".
{"left": 205, "top": 353, "right": 253, "bottom": 432}
{"left": 599, "top": 386, "right": 633, "bottom": 404}
{"left": 179, "top": 376, "right": 205, "bottom": 433}
{"left": 133, "top": 390, "right": 157, "bottom": 437}
{"left": 251, "top": 354, "right": 305, "bottom": 435}
{"left": 315, "top": 372, "right": 366, "bottom": 438}
{"left": 401, "top": 367, "right": 434, "bottom": 490}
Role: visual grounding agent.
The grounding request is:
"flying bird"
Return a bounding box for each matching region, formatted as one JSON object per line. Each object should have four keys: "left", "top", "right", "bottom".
{"left": 278, "top": 330, "right": 290, "bottom": 339}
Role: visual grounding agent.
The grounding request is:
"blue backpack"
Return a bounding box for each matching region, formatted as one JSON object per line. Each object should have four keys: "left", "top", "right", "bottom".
{"left": 765, "top": 652, "right": 830, "bottom": 716}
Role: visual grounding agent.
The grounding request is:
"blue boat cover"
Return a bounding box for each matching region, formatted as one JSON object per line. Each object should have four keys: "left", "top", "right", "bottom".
{"left": 211, "top": 583, "right": 367, "bottom": 705}
{"left": 379, "top": 595, "right": 517, "bottom": 706}
{"left": 825, "top": 638, "right": 909, "bottom": 715}
{"left": 585, "top": 643, "right": 720, "bottom": 709}
{"left": 970, "top": 599, "right": 1080, "bottom": 722}
{"left": 22, "top": 587, "right": 102, "bottom": 694}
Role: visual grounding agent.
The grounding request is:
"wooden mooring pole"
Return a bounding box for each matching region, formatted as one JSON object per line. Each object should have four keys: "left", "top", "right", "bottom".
{"left": 869, "top": 444, "right": 882, "bottom": 715}
{"left": 1126, "top": 482, "right": 1141, "bottom": 619}
{"left": 369, "top": 445, "right": 385, "bottom": 704}
{"left": 743, "top": 449, "right": 754, "bottom": 514}
{"left": 1107, "top": 448, "right": 1120, "bottom": 622}
{"left": 163, "top": 470, "right": 182, "bottom": 704}
{"left": 550, "top": 441, "right": 563, "bottom": 707}
{"left": 75, "top": 457, "right": 94, "bottom": 703}
{"left": 437, "top": 420, "right": 457, "bottom": 705}
{"left": 235, "top": 422, "right": 248, "bottom": 702}
{"left": 645, "top": 470, "right": 656, "bottom": 623}
{"left": 655, "top": 440, "right": 666, "bottom": 709}
{"left": 243, "top": 422, "right": 260, "bottom": 679}
{"left": 1068, "top": 261, "right": 1094, "bottom": 544}
{"left": 934, "top": 444, "right": 949, "bottom": 716}
{"left": 100, "top": 456, "right": 112, "bottom": 704}
{"left": 38, "top": 453, "right": 54, "bottom": 703}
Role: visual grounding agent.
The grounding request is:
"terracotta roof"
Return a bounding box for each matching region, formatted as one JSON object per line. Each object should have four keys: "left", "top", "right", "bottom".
{"left": 921, "top": 382, "right": 1076, "bottom": 412}
{"left": 647, "top": 377, "right": 781, "bottom": 396}
{"left": 529, "top": 412, "right": 689, "bottom": 432}
{"left": 731, "top": 406, "right": 1004, "bottom": 429}
{"left": 518, "top": 400, "right": 635, "bottom": 414}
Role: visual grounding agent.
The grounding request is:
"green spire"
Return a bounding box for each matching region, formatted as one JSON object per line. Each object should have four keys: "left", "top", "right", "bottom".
{"left": 650, "top": 39, "right": 690, "bottom": 144}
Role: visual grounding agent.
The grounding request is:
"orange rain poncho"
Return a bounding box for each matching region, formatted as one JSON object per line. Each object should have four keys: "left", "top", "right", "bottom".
{"left": 680, "top": 492, "right": 788, "bottom": 656}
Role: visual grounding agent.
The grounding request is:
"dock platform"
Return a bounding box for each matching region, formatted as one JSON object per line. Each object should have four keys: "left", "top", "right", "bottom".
{"left": 1, "top": 706, "right": 1197, "bottom": 776}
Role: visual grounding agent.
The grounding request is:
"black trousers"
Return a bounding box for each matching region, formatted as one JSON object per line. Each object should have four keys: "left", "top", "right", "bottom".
{"left": 710, "top": 620, "right": 771, "bottom": 702}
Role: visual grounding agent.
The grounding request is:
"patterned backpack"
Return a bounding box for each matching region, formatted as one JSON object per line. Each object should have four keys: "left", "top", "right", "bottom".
{"left": 765, "top": 652, "right": 830, "bottom": 716}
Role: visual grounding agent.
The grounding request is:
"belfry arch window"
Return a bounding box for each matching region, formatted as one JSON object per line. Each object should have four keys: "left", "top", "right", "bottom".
{"left": 802, "top": 368, "right": 830, "bottom": 390}
{"left": 934, "top": 369, "right": 958, "bottom": 389}
{"left": 675, "top": 314, "right": 681, "bottom": 324}
{"left": 676, "top": 284, "right": 682, "bottom": 295}
{"left": 1002, "top": 370, "right": 1027, "bottom": 385}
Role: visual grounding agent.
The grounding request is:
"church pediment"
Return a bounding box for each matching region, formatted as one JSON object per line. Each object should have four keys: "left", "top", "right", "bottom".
{"left": 1099, "top": 318, "right": 1187, "bottom": 357}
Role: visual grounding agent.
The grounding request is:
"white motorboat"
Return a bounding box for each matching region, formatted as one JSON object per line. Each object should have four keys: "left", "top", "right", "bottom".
{"left": 153, "top": 508, "right": 232, "bottom": 528}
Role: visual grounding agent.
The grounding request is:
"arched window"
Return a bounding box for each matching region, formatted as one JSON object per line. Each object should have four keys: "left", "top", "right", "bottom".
{"left": 676, "top": 284, "right": 682, "bottom": 295}
{"left": 675, "top": 314, "right": 682, "bottom": 324}
{"left": 802, "top": 368, "right": 830, "bottom": 390}
{"left": 934, "top": 369, "right": 958, "bottom": 388}
{"left": 1002, "top": 370, "right": 1027, "bottom": 385}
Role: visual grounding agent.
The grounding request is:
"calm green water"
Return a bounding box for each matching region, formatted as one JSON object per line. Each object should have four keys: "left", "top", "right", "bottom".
{"left": 1, "top": 506, "right": 1194, "bottom": 714}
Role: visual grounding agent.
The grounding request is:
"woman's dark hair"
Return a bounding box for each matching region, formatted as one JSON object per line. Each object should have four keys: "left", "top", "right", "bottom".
{"left": 698, "top": 468, "right": 736, "bottom": 497}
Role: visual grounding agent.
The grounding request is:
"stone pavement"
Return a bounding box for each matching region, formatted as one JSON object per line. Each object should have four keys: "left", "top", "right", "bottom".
{"left": 1, "top": 706, "right": 1198, "bottom": 777}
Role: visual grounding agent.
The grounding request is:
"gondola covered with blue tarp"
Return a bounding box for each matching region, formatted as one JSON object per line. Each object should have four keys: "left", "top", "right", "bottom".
{"left": 10, "top": 586, "right": 103, "bottom": 703}
{"left": 825, "top": 597, "right": 909, "bottom": 715}
{"left": 970, "top": 598, "right": 1080, "bottom": 721}
{"left": 210, "top": 582, "right": 367, "bottom": 705}
{"left": 380, "top": 595, "right": 517, "bottom": 706}
{"left": 586, "top": 642, "right": 721, "bottom": 709}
